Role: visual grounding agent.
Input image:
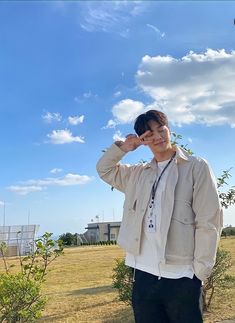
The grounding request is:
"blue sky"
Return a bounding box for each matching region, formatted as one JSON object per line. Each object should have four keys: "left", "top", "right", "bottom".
{"left": 0, "top": 1, "right": 235, "bottom": 236}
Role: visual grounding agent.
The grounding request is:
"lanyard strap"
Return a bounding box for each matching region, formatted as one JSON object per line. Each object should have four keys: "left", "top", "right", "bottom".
{"left": 149, "top": 152, "right": 176, "bottom": 208}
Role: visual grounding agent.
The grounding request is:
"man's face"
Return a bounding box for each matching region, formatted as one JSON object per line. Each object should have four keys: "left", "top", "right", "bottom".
{"left": 144, "top": 120, "right": 172, "bottom": 154}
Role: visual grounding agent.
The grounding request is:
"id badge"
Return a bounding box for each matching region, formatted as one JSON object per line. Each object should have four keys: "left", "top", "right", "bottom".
{"left": 147, "top": 208, "right": 156, "bottom": 233}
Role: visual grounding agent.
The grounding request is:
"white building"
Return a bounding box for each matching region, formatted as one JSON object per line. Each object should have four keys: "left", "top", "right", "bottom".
{"left": 85, "top": 221, "right": 121, "bottom": 243}
{"left": 0, "top": 224, "right": 39, "bottom": 257}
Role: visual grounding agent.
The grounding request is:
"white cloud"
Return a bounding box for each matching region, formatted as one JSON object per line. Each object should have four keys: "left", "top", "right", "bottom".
{"left": 49, "top": 1, "right": 67, "bottom": 11}
{"left": 114, "top": 91, "right": 121, "bottom": 97}
{"left": 47, "top": 129, "right": 85, "bottom": 144}
{"left": 83, "top": 91, "right": 92, "bottom": 98}
{"left": 146, "top": 24, "right": 165, "bottom": 38}
{"left": 68, "top": 115, "right": 85, "bottom": 125}
{"left": 103, "top": 99, "right": 145, "bottom": 129}
{"left": 83, "top": 91, "right": 97, "bottom": 99}
{"left": 8, "top": 186, "right": 44, "bottom": 196}
{"left": 74, "top": 92, "right": 97, "bottom": 103}
{"left": 136, "top": 49, "right": 235, "bottom": 127}
{"left": 80, "top": 1, "right": 147, "bottom": 37}
{"left": 42, "top": 111, "right": 62, "bottom": 123}
{"left": 188, "top": 138, "right": 193, "bottom": 143}
{"left": 25, "top": 174, "right": 93, "bottom": 187}
{"left": 112, "top": 99, "right": 145, "bottom": 124}
{"left": 0, "top": 201, "right": 5, "bottom": 206}
{"left": 8, "top": 174, "right": 94, "bottom": 195}
{"left": 50, "top": 168, "right": 63, "bottom": 174}
{"left": 113, "top": 130, "right": 125, "bottom": 142}
{"left": 74, "top": 96, "right": 80, "bottom": 103}
{"left": 103, "top": 119, "right": 117, "bottom": 129}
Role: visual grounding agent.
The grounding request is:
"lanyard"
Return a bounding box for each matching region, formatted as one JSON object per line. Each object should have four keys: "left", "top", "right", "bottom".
{"left": 149, "top": 152, "right": 176, "bottom": 209}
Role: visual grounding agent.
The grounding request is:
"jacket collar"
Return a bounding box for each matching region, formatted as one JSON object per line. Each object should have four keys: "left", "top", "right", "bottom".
{"left": 145, "top": 146, "right": 189, "bottom": 170}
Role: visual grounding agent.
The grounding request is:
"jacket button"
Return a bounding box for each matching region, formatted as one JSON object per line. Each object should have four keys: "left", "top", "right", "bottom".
{"left": 141, "top": 209, "right": 145, "bottom": 212}
{"left": 135, "top": 238, "right": 139, "bottom": 242}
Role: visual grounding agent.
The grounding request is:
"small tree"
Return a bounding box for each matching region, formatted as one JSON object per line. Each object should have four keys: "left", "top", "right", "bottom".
{"left": 221, "top": 226, "right": 235, "bottom": 237}
{"left": 203, "top": 248, "right": 235, "bottom": 310}
{"left": 217, "top": 168, "right": 235, "bottom": 208}
{"left": 59, "top": 232, "right": 76, "bottom": 246}
{"left": 0, "top": 232, "right": 63, "bottom": 322}
{"left": 112, "top": 259, "right": 133, "bottom": 305}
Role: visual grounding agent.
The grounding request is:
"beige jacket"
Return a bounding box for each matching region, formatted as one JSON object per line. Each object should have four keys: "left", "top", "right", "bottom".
{"left": 96, "top": 144, "right": 223, "bottom": 281}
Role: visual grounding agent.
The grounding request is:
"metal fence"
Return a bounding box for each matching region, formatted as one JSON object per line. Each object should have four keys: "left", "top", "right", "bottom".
{"left": 0, "top": 225, "right": 39, "bottom": 256}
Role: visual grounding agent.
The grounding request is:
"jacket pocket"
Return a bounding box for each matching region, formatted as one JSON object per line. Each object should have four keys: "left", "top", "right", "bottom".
{"left": 166, "top": 199, "right": 195, "bottom": 260}
{"left": 172, "top": 199, "right": 195, "bottom": 224}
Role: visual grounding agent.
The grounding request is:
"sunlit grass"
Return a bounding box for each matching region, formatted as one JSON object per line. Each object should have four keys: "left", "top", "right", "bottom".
{"left": 1, "top": 238, "right": 234, "bottom": 322}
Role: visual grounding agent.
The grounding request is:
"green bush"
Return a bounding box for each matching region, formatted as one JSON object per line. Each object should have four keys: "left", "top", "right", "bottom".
{"left": 0, "top": 273, "right": 47, "bottom": 322}
{"left": 221, "top": 226, "right": 235, "bottom": 237}
{"left": 0, "top": 232, "right": 63, "bottom": 322}
{"left": 59, "top": 232, "right": 79, "bottom": 246}
{"left": 112, "top": 258, "right": 133, "bottom": 305}
{"left": 203, "top": 248, "right": 235, "bottom": 310}
{"left": 79, "top": 240, "right": 118, "bottom": 247}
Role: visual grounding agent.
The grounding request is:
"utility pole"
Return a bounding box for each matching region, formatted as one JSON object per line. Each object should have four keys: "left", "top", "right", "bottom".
{"left": 3, "top": 201, "right": 6, "bottom": 227}
{"left": 28, "top": 209, "right": 30, "bottom": 225}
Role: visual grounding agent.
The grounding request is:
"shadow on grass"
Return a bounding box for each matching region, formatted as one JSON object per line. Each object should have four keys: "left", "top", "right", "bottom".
{"left": 69, "top": 284, "right": 114, "bottom": 296}
{"left": 39, "top": 298, "right": 123, "bottom": 322}
{"left": 102, "top": 306, "right": 134, "bottom": 323}
{"left": 40, "top": 286, "right": 133, "bottom": 322}
{"left": 38, "top": 313, "right": 69, "bottom": 322}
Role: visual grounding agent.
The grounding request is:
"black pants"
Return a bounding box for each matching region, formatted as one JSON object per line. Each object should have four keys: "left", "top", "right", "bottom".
{"left": 132, "top": 269, "right": 203, "bottom": 323}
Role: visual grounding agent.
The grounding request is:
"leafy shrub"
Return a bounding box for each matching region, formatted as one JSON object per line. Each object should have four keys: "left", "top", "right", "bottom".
{"left": 112, "top": 258, "right": 133, "bottom": 305}
{"left": 59, "top": 232, "right": 80, "bottom": 246}
{"left": 0, "top": 232, "right": 63, "bottom": 322}
{"left": 0, "top": 273, "right": 47, "bottom": 322}
{"left": 80, "top": 240, "right": 117, "bottom": 247}
{"left": 221, "top": 226, "right": 235, "bottom": 237}
{"left": 203, "top": 248, "right": 235, "bottom": 310}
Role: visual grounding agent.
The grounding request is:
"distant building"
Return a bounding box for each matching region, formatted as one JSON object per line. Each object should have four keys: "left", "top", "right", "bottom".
{"left": 0, "top": 224, "right": 39, "bottom": 257}
{"left": 76, "top": 233, "right": 88, "bottom": 245}
{"left": 84, "top": 221, "right": 121, "bottom": 243}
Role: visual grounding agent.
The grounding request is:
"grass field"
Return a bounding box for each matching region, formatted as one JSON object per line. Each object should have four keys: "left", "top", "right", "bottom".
{"left": 1, "top": 238, "right": 235, "bottom": 322}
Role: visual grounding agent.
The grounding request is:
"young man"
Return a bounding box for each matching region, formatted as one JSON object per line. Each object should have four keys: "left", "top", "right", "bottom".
{"left": 96, "top": 110, "right": 222, "bottom": 323}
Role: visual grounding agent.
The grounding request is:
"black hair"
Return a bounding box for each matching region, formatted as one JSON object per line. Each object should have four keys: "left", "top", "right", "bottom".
{"left": 134, "top": 110, "right": 169, "bottom": 136}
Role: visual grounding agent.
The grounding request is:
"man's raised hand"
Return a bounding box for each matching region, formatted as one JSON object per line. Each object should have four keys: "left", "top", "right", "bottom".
{"left": 116, "top": 131, "right": 153, "bottom": 152}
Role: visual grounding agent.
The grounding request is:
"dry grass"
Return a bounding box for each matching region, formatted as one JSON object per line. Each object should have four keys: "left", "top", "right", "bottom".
{"left": 39, "top": 245, "right": 131, "bottom": 323}
{"left": 203, "top": 237, "right": 235, "bottom": 323}
{"left": 1, "top": 238, "right": 235, "bottom": 322}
